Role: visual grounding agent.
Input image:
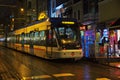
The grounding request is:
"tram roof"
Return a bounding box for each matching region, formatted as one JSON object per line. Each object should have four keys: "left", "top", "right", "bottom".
{"left": 13, "top": 18, "right": 78, "bottom": 35}
{"left": 49, "top": 18, "right": 78, "bottom": 26}
{"left": 18, "top": 18, "right": 78, "bottom": 28}
{"left": 49, "top": 18, "right": 77, "bottom": 22}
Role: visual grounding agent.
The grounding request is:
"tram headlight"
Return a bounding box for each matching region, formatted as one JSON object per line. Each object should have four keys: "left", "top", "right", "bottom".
{"left": 76, "top": 45, "right": 80, "bottom": 48}
{"left": 61, "top": 39, "right": 66, "bottom": 44}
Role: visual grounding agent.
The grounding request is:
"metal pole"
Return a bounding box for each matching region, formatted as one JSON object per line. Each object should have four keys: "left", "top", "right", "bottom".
{"left": 107, "top": 44, "right": 110, "bottom": 64}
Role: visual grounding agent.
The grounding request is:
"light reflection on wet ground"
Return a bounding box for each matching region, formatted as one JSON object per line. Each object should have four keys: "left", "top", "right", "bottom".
{"left": 0, "top": 46, "right": 120, "bottom": 80}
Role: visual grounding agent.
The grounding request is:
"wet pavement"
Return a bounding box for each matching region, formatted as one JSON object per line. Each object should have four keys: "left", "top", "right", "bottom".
{"left": 0, "top": 46, "right": 120, "bottom": 80}
{"left": 0, "top": 58, "right": 21, "bottom": 80}
{"left": 95, "top": 57, "right": 120, "bottom": 69}
{"left": 109, "top": 62, "right": 120, "bottom": 69}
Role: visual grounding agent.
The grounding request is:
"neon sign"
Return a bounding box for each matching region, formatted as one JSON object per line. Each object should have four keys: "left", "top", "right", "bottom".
{"left": 38, "top": 12, "right": 48, "bottom": 20}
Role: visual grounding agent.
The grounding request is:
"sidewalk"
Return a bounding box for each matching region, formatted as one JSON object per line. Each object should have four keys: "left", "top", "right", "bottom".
{"left": 109, "top": 62, "right": 120, "bottom": 69}
{"left": 94, "top": 51, "right": 120, "bottom": 69}
{"left": 95, "top": 57, "right": 120, "bottom": 69}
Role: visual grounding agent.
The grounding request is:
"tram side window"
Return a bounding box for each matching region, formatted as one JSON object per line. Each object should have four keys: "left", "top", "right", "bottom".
{"left": 24, "top": 34, "right": 26, "bottom": 44}
{"left": 7, "top": 35, "right": 11, "bottom": 43}
{"left": 14, "top": 35, "right": 16, "bottom": 43}
{"left": 24, "top": 33, "right": 30, "bottom": 44}
{"left": 21, "top": 33, "right": 25, "bottom": 44}
{"left": 30, "top": 32, "right": 34, "bottom": 44}
{"left": 7, "top": 35, "right": 10, "bottom": 43}
{"left": 19, "top": 35, "right": 22, "bottom": 43}
{"left": 16, "top": 35, "right": 20, "bottom": 43}
{"left": 15, "top": 35, "right": 17, "bottom": 43}
{"left": 9, "top": 35, "right": 12, "bottom": 43}
{"left": 11, "top": 35, "right": 16, "bottom": 43}
{"left": 34, "top": 31, "right": 39, "bottom": 45}
{"left": 39, "top": 31, "right": 46, "bottom": 46}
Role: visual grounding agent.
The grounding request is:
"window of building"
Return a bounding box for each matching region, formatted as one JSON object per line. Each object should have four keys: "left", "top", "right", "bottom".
{"left": 73, "top": 0, "right": 81, "bottom": 4}
{"left": 28, "top": 1, "right": 32, "bottom": 9}
{"left": 83, "top": 0, "right": 89, "bottom": 14}
{"left": 74, "top": 12, "right": 76, "bottom": 19}
{"left": 78, "top": 10, "right": 80, "bottom": 20}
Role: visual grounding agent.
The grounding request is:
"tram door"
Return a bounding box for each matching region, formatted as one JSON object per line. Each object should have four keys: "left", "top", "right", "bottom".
{"left": 46, "top": 29, "right": 58, "bottom": 58}
{"left": 46, "top": 29, "right": 53, "bottom": 58}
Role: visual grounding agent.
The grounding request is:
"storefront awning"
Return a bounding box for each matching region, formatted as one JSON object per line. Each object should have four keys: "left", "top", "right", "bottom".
{"left": 108, "top": 18, "right": 120, "bottom": 30}
{"left": 110, "top": 18, "right": 120, "bottom": 26}
{"left": 96, "top": 22, "right": 107, "bottom": 30}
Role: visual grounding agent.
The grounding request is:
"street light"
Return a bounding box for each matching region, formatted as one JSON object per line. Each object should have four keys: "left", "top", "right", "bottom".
{"left": 20, "top": 8, "right": 24, "bottom": 14}
{"left": 0, "top": 4, "right": 26, "bottom": 29}
{"left": 0, "top": 4, "right": 16, "bottom": 31}
{"left": 20, "top": 8, "right": 24, "bottom": 12}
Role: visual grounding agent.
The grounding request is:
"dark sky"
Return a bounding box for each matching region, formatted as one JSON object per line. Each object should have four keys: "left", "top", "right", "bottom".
{"left": 0, "top": 0, "right": 18, "bottom": 25}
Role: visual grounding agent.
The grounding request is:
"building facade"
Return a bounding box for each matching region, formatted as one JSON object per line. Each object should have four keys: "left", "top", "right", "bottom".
{"left": 99, "top": 0, "right": 120, "bottom": 23}
{"left": 97, "top": 0, "right": 120, "bottom": 58}
{"left": 26, "top": 0, "right": 49, "bottom": 23}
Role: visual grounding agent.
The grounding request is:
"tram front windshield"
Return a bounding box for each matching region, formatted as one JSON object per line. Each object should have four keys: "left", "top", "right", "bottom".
{"left": 54, "top": 25, "right": 81, "bottom": 49}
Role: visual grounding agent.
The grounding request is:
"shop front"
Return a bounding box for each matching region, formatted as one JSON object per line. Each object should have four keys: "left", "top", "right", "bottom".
{"left": 108, "top": 18, "right": 120, "bottom": 58}
{"left": 96, "top": 18, "right": 120, "bottom": 61}
{"left": 95, "top": 25, "right": 109, "bottom": 58}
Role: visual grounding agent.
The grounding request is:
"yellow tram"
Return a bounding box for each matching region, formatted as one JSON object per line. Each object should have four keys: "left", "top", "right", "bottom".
{"left": 6, "top": 18, "right": 83, "bottom": 59}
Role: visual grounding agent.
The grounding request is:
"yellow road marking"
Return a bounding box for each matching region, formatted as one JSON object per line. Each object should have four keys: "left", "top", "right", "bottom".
{"left": 118, "top": 76, "right": 120, "bottom": 78}
{"left": 96, "top": 78, "right": 111, "bottom": 80}
{"left": 53, "top": 73, "right": 75, "bottom": 77}
{"left": 22, "top": 73, "right": 75, "bottom": 80}
{"left": 22, "top": 75, "right": 51, "bottom": 80}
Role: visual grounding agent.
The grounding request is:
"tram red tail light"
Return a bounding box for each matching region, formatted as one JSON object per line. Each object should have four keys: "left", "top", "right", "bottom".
{"left": 79, "top": 48, "right": 80, "bottom": 49}
{"left": 71, "top": 52, "right": 75, "bottom": 56}
{"left": 63, "top": 48, "right": 66, "bottom": 50}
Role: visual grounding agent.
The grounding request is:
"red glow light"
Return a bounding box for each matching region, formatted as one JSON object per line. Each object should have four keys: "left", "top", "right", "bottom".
{"left": 71, "top": 52, "right": 75, "bottom": 56}
{"left": 64, "top": 48, "right": 66, "bottom": 50}
{"left": 110, "top": 21, "right": 115, "bottom": 26}
{"left": 80, "top": 25, "right": 86, "bottom": 30}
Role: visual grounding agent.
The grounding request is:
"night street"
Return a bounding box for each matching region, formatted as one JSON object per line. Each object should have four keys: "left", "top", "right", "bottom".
{"left": 0, "top": 46, "right": 120, "bottom": 80}
{"left": 1, "top": 0, "right": 120, "bottom": 80}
